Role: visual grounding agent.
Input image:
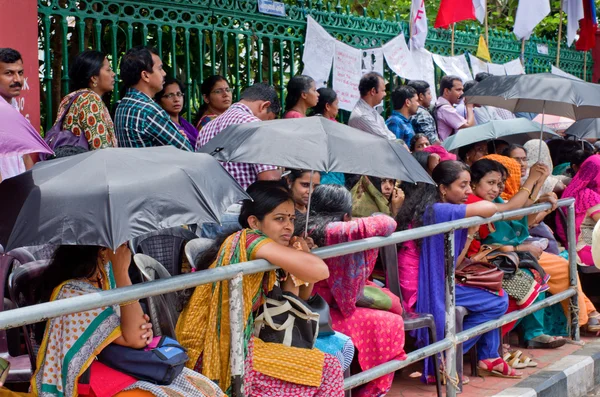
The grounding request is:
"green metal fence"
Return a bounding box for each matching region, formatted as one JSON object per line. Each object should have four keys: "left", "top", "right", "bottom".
{"left": 38, "top": 0, "right": 592, "bottom": 132}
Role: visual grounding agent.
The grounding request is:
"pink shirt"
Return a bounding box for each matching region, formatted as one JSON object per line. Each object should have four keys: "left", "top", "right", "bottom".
{"left": 435, "top": 97, "right": 467, "bottom": 142}
{"left": 283, "top": 110, "right": 304, "bottom": 119}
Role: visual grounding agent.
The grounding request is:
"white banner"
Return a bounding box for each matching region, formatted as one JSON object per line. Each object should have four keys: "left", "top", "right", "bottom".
{"left": 410, "top": 0, "right": 428, "bottom": 49}
{"left": 332, "top": 41, "right": 362, "bottom": 111}
{"left": 361, "top": 47, "right": 384, "bottom": 76}
{"left": 382, "top": 33, "right": 418, "bottom": 80}
{"left": 468, "top": 54, "right": 488, "bottom": 77}
{"left": 301, "top": 16, "right": 335, "bottom": 87}
{"left": 411, "top": 48, "right": 437, "bottom": 102}
{"left": 487, "top": 63, "right": 506, "bottom": 76}
{"left": 504, "top": 58, "right": 525, "bottom": 75}
{"left": 432, "top": 53, "right": 473, "bottom": 82}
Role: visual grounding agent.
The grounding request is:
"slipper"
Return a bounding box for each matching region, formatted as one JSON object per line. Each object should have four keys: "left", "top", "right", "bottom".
{"left": 589, "top": 311, "right": 600, "bottom": 319}
{"left": 478, "top": 358, "right": 522, "bottom": 379}
{"left": 526, "top": 335, "right": 566, "bottom": 349}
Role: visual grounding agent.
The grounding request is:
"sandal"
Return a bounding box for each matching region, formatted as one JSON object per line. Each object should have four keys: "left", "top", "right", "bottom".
{"left": 503, "top": 350, "right": 538, "bottom": 369}
{"left": 526, "top": 334, "right": 566, "bottom": 349}
{"left": 478, "top": 358, "right": 522, "bottom": 379}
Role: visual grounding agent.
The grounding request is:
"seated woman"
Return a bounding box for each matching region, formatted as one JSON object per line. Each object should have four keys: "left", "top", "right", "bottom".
{"left": 416, "top": 161, "right": 517, "bottom": 380}
{"left": 297, "top": 184, "right": 406, "bottom": 397}
{"left": 155, "top": 77, "right": 198, "bottom": 148}
{"left": 22, "top": 244, "right": 222, "bottom": 397}
{"left": 510, "top": 141, "right": 566, "bottom": 196}
{"left": 479, "top": 155, "right": 600, "bottom": 334}
{"left": 286, "top": 169, "right": 321, "bottom": 214}
{"left": 558, "top": 155, "right": 600, "bottom": 267}
{"left": 458, "top": 141, "right": 488, "bottom": 166}
{"left": 351, "top": 176, "right": 404, "bottom": 217}
{"left": 283, "top": 75, "right": 319, "bottom": 119}
{"left": 176, "top": 182, "right": 344, "bottom": 397}
{"left": 410, "top": 133, "right": 430, "bottom": 152}
{"left": 195, "top": 75, "right": 232, "bottom": 131}
{"left": 467, "top": 159, "right": 566, "bottom": 351}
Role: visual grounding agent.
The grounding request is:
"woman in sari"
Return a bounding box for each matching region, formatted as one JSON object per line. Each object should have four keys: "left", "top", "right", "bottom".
{"left": 195, "top": 75, "right": 232, "bottom": 131}
{"left": 155, "top": 77, "right": 199, "bottom": 148}
{"left": 176, "top": 181, "right": 344, "bottom": 397}
{"left": 416, "top": 161, "right": 518, "bottom": 380}
{"left": 286, "top": 169, "right": 321, "bottom": 214}
{"left": 520, "top": 140, "right": 566, "bottom": 196}
{"left": 1, "top": 244, "right": 223, "bottom": 397}
{"left": 558, "top": 155, "right": 600, "bottom": 267}
{"left": 481, "top": 155, "right": 600, "bottom": 333}
{"left": 298, "top": 184, "right": 406, "bottom": 397}
{"left": 351, "top": 176, "right": 404, "bottom": 218}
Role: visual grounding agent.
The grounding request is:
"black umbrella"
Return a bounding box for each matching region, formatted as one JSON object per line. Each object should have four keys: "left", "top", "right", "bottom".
{"left": 0, "top": 147, "right": 249, "bottom": 251}
{"left": 197, "top": 117, "right": 434, "bottom": 184}
{"left": 564, "top": 118, "right": 600, "bottom": 140}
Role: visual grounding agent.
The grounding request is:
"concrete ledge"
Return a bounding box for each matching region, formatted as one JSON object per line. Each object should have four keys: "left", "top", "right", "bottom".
{"left": 492, "top": 342, "right": 600, "bottom": 397}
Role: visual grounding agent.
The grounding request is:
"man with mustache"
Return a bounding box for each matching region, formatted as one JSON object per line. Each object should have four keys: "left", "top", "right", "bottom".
{"left": 0, "top": 48, "right": 33, "bottom": 181}
{"left": 114, "top": 45, "right": 192, "bottom": 151}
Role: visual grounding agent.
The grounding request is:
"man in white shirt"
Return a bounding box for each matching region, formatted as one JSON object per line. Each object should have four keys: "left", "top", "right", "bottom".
{"left": 0, "top": 48, "right": 29, "bottom": 181}
{"left": 348, "top": 72, "right": 395, "bottom": 140}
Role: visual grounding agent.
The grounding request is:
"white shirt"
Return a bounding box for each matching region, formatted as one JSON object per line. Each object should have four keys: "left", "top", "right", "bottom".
{"left": 0, "top": 97, "right": 27, "bottom": 181}
{"left": 348, "top": 99, "right": 395, "bottom": 140}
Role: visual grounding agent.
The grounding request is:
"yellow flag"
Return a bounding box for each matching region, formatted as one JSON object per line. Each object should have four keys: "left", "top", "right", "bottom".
{"left": 476, "top": 35, "right": 491, "bottom": 62}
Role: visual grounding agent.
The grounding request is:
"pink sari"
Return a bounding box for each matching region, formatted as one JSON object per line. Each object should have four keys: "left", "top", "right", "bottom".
{"left": 312, "top": 214, "right": 406, "bottom": 397}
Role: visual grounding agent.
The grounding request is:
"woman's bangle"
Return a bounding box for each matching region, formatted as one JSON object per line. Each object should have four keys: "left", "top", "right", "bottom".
{"left": 520, "top": 186, "right": 532, "bottom": 196}
{"left": 466, "top": 234, "right": 475, "bottom": 240}
{"left": 119, "top": 300, "right": 139, "bottom": 307}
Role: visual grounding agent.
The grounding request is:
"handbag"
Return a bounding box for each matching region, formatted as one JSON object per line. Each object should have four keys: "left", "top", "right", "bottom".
{"left": 253, "top": 286, "right": 319, "bottom": 349}
{"left": 455, "top": 261, "right": 504, "bottom": 291}
{"left": 97, "top": 335, "right": 188, "bottom": 385}
{"left": 472, "top": 244, "right": 519, "bottom": 277}
{"left": 355, "top": 285, "right": 393, "bottom": 310}
{"left": 306, "top": 293, "right": 335, "bottom": 336}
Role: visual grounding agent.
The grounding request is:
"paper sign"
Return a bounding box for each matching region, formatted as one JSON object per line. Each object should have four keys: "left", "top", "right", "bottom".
{"left": 382, "top": 33, "right": 418, "bottom": 80}
{"left": 487, "top": 63, "right": 506, "bottom": 76}
{"left": 302, "top": 16, "right": 335, "bottom": 87}
{"left": 536, "top": 43, "right": 549, "bottom": 55}
{"left": 332, "top": 41, "right": 362, "bottom": 111}
{"left": 258, "top": 0, "right": 286, "bottom": 17}
{"left": 361, "top": 47, "right": 384, "bottom": 76}
{"left": 432, "top": 53, "right": 473, "bottom": 82}
{"left": 551, "top": 65, "right": 582, "bottom": 81}
{"left": 503, "top": 58, "right": 525, "bottom": 75}
{"left": 411, "top": 47, "right": 437, "bottom": 102}
{"left": 468, "top": 54, "right": 488, "bottom": 78}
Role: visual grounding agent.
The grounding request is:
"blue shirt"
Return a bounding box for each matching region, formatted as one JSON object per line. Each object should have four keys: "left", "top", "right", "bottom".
{"left": 385, "top": 110, "right": 415, "bottom": 143}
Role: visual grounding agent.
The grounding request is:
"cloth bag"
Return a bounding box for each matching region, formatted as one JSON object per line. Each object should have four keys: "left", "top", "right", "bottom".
{"left": 97, "top": 335, "right": 189, "bottom": 385}
{"left": 253, "top": 287, "right": 319, "bottom": 349}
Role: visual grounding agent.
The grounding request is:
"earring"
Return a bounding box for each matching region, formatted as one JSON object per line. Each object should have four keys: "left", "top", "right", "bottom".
{"left": 93, "top": 82, "right": 98, "bottom": 88}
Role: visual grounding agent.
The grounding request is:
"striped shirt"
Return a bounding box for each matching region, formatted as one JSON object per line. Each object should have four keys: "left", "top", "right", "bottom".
{"left": 197, "top": 102, "right": 278, "bottom": 189}
{"left": 114, "top": 88, "right": 192, "bottom": 151}
{"left": 348, "top": 99, "right": 395, "bottom": 140}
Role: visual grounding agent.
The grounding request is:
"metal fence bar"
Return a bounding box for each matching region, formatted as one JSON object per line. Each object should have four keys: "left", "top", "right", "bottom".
{"left": 229, "top": 273, "right": 244, "bottom": 397}
{"left": 567, "top": 203, "right": 581, "bottom": 340}
{"left": 0, "top": 200, "right": 573, "bottom": 331}
{"left": 445, "top": 232, "right": 458, "bottom": 397}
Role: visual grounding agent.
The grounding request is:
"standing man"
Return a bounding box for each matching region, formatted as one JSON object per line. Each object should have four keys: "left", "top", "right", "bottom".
{"left": 386, "top": 85, "right": 419, "bottom": 143}
{"left": 348, "top": 72, "right": 395, "bottom": 140}
{"left": 197, "top": 83, "right": 282, "bottom": 189}
{"left": 0, "top": 47, "right": 34, "bottom": 180}
{"left": 115, "top": 46, "right": 192, "bottom": 151}
{"left": 435, "top": 75, "right": 475, "bottom": 142}
{"left": 407, "top": 80, "right": 439, "bottom": 146}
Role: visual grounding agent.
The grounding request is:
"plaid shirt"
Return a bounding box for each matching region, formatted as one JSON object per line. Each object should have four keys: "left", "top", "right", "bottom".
{"left": 411, "top": 106, "right": 439, "bottom": 144}
{"left": 114, "top": 88, "right": 192, "bottom": 151}
{"left": 197, "top": 102, "right": 277, "bottom": 189}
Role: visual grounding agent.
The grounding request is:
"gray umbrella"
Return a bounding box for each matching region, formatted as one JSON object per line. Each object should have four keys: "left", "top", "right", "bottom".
{"left": 464, "top": 73, "right": 600, "bottom": 119}
{"left": 197, "top": 117, "right": 434, "bottom": 184}
{"left": 564, "top": 118, "right": 600, "bottom": 139}
{"left": 443, "top": 119, "right": 559, "bottom": 152}
{"left": 0, "top": 147, "right": 249, "bottom": 251}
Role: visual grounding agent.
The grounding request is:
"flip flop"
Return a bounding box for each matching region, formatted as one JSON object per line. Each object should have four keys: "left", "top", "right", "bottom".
{"left": 526, "top": 335, "right": 566, "bottom": 349}
{"left": 478, "top": 358, "right": 522, "bottom": 379}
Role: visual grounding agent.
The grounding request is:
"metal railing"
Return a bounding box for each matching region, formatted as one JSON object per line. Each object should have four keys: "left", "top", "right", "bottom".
{"left": 0, "top": 198, "right": 578, "bottom": 397}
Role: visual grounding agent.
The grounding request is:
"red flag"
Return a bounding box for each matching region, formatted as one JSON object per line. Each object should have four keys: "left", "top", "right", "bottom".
{"left": 576, "top": 0, "right": 597, "bottom": 51}
{"left": 434, "top": 0, "right": 476, "bottom": 28}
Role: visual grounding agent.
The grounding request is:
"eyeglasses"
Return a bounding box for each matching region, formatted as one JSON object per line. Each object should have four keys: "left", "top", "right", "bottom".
{"left": 163, "top": 92, "right": 184, "bottom": 99}
{"left": 211, "top": 88, "right": 232, "bottom": 95}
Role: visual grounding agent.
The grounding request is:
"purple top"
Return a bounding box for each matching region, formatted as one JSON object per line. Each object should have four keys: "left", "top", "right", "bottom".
{"left": 176, "top": 116, "right": 199, "bottom": 149}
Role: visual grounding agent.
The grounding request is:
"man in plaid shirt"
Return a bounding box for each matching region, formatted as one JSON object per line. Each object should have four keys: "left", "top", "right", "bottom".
{"left": 115, "top": 46, "right": 192, "bottom": 151}
{"left": 197, "top": 83, "right": 282, "bottom": 189}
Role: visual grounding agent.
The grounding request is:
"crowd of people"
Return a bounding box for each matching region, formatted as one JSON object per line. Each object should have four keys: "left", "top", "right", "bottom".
{"left": 2, "top": 43, "right": 600, "bottom": 397}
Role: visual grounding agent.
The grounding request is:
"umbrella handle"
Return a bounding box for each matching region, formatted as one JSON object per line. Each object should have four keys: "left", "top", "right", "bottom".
{"left": 304, "top": 170, "right": 315, "bottom": 238}
{"left": 538, "top": 101, "right": 545, "bottom": 163}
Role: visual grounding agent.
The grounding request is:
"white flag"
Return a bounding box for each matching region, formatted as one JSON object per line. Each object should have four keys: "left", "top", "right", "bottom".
{"left": 513, "top": 0, "right": 551, "bottom": 40}
{"left": 409, "top": 0, "right": 428, "bottom": 49}
{"left": 302, "top": 16, "right": 335, "bottom": 87}
{"left": 563, "top": 0, "right": 584, "bottom": 46}
{"left": 473, "top": 0, "right": 487, "bottom": 24}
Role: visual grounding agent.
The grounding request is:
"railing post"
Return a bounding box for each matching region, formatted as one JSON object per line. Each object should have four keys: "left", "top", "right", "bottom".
{"left": 445, "top": 232, "right": 458, "bottom": 397}
{"left": 566, "top": 204, "right": 580, "bottom": 341}
{"left": 229, "top": 273, "right": 245, "bottom": 397}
